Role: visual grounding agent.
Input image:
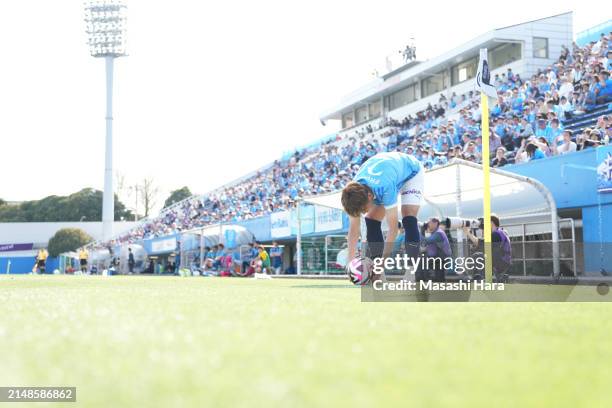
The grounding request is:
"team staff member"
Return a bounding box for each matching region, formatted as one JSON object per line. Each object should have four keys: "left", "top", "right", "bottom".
{"left": 128, "top": 247, "right": 135, "bottom": 274}
{"left": 79, "top": 247, "right": 89, "bottom": 273}
{"left": 463, "top": 215, "right": 512, "bottom": 282}
{"left": 35, "top": 248, "right": 49, "bottom": 274}
{"left": 269, "top": 241, "right": 283, "bottom": 275}
{"left": 341, "top": 152, "right": 424, "bottom": 272}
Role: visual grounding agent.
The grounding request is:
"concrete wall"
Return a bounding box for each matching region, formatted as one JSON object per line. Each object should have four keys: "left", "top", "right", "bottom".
{"left": 496, "top": 12, "right": 573, "bottom": 77}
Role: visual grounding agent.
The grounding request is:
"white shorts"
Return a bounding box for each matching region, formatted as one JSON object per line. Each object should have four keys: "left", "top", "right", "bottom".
{"left": 399, "top": 166, "right": 424, "bottom": 206}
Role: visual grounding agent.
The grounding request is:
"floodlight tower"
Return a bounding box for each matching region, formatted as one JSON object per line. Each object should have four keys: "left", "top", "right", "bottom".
{"left": 84, "top": 0, "right": 127, "bottom": 241}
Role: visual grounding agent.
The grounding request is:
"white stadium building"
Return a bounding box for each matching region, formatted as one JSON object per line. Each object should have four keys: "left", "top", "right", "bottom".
{"left": 320, "top": 12, "right": 573, "bottom": 132}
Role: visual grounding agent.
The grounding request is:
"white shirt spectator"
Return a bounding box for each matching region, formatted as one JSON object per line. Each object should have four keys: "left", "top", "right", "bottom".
{"left": 571, "top": 68, "right": 582, "bottom": 83}
{"left": 557, "top": 141, "right": 577, "bottom": 155}
{"left": 592, "top": 41, "right": 601, "bottom": 55}
{"left": 559, "top": 80, "right": 574, "bottom": 99}
{"left": 558, "top": 100, "right": 573, "bottom": 120}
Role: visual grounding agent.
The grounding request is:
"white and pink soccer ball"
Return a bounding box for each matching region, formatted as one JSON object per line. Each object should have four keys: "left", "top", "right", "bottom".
{"left": 346, "top": 257, "right": 374, "bottom": 286}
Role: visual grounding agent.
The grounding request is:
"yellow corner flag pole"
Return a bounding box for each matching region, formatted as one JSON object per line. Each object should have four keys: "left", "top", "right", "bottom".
{"left": 476, "top": 48, "right": 496, "bottom": 283}
{"left": 481, "top": 92, "right": 493, "bottom": 283}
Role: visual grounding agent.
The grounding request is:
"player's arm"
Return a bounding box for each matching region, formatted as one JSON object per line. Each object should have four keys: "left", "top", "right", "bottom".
{"left": 347, "top": 215, "right": 361, "bottom": 261}
{"left": 382, "top": 207, "right": 399, "bottom": 258}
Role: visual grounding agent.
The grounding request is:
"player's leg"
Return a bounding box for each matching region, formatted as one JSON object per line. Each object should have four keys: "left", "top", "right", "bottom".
{"left": 401, "top": 205, "right": 420, "bottom": 256}
{"left": 399, "top": 167, "right": 424, "bottom": 260}
{"left": 364, "top": 205, "right": 386, "bottom": 260}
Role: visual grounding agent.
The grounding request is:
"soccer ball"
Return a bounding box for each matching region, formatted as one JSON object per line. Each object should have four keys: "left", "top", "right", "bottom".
{"left": 347, "top": 257, "right": 373, "bottom": 286}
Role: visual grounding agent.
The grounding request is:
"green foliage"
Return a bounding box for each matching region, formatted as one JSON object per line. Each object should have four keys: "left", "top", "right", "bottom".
{"left": 47, "top": 228, "right": 93, "bottom": 257}
{"left": 0, "top": 189, "right": 132, "bottom": 222}
{"left": 163, "top": 186, "right": 193, "bottom": 209}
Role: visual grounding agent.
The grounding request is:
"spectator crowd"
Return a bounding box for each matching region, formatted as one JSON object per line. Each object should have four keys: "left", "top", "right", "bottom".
{"left": 99, "top": 33, "right": 612, "bottom": 249}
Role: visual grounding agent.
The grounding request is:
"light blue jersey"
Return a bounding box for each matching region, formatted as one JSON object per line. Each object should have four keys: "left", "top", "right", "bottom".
{"left": 353, "top": 152, "right": 422, "bottom": 208}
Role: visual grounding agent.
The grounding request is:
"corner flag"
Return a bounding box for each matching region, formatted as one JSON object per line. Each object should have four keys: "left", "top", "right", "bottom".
{"left": 476, "top": 48, "right": 498, "bottom": 283}
{"left": 476, "top": 49, "right": 498, "bottom": 99}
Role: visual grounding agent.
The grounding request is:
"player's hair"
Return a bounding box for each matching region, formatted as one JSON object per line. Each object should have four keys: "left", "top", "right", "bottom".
{"left": 341, "top": 182, "right": 371, "bottom": 217}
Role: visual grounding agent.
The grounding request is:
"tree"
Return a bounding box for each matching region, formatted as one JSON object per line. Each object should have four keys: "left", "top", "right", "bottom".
{"left": 163, "top": 186, "right": 192, "bottom": 209}
{"left": 138, "top": 178, "right": 160, "bottom": 218}
{"left": 0, "top": 198, "right": 5, "bottom": 207}
{"left": 47, "top": 228, "right": 93, "bottom": 257}
{"left": 0, "top": 189, "right": 132, "bottom": 222}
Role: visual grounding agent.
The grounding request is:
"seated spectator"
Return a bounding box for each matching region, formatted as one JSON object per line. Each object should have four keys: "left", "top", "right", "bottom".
{"left": 492, "top": 147, "right": 508, "bottom": 168}
{"left": 596, "top": 71, "right": 612, "bottom": 104}
{"left": 558, "top": 96, "right": 574, "bottom": 120}
{"left": 489, "top": 132, "right": 502, "bottom": 154}
{"left": 525, "top": 141, "right": 546, "bottom": 161}
{"left": 535, "top": 118, "right": 553, "bottom": 144}
{"left": 558, "top": 76, "right": 574, "bottom": 99}
{"left": 463, "top": 141, "right": 481, "bottom": 162}
{"left": 517, "top": 116, "right": 534, "bottom": 147}
{"left": 555, "top": 130, "right": 577, "bottom": 155}
{"left": 536, "top": 137, "right": 553, "bottom": 157}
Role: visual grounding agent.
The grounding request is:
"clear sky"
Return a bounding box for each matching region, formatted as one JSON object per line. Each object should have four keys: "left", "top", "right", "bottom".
{"left": 0, "top": 0, "right": 603, "bottom": 213}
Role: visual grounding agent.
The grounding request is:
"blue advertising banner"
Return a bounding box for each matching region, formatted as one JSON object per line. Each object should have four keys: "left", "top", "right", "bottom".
{"left": 314, "top": 206, "right": 343, "bottom": 233}
{"left": 597, "top": 146, "right": 612, "bottom": 193}
{"left": 270, "top": 211, "right": 291, "bottom": 238}
{"left": 291, "top": 204, "right": 315, "bottom": 235}
{"left": 144, "top": 234, "right": 179, "bottom": 255}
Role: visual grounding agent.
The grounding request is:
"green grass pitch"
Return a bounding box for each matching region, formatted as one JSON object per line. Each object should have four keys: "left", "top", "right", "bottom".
{"left": 0, "top": 275, "right": 611, "bottom": 407}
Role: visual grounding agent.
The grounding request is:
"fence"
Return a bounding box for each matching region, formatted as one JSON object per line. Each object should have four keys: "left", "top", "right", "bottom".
{"left": 308, "top": 218, "right": 578, "bottom": 277}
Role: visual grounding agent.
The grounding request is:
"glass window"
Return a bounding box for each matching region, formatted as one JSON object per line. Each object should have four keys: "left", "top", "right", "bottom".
{"left": 488, "top": 43, "right": 521, "bottom": 70}
{"left": 368, "top": 101, "right": 381, "bottom": 119}
{"left": 451, "top": 57, "right": 478, "bottom": 86}
{"left": 355, "top": 106, "right": 368, "bottom": 124}
{"left": 422, "top": 70, "right": 448, "bottom": 98}
{"left": 388, "top": 83, "right": 417, "bottom": 111}
{"left": 342, "top": 112, "right": 354, "bottom": 129}
{"left": 533, "top": 37, "right": 548, "bottom": 58}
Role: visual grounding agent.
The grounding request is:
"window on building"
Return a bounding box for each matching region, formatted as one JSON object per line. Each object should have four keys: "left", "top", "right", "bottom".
{"left": 422, "top": 70, "right": 448, "bottom": 98}
{"left": 342, "top": 112, "right": 354, "bottom": 129}
{"left": 451, "top": 57, "right": 478, "bottom": 86}
{"left": 488, "top": 43, "right": 521, "bottom": 70}
{"left": 368, "top": 100, "right": 381, "bottom": 119}
{"left": 387, "top": 83, "right": 417, "bottom": 111}
{"left": 533, "top": 37, "right": 548, "bottom": 58}
{"left": 355, "top": 106, "right": 368, "bottom": 124}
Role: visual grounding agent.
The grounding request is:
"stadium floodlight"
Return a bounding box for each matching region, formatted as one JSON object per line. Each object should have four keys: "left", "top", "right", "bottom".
{"left": 84, "top": 0, "right": 127, "bottom": 241}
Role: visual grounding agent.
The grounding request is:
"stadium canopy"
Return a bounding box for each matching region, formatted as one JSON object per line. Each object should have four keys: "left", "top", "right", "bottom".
{"left": 181, "top": 224, "right": 255, "bottom": 250}
{"left": 301, "top": 159, "right": 560, "bottom": 276}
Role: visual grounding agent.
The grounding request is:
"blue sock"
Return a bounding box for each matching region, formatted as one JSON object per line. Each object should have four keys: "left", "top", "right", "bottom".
{"left": 365, "top": 217, "right": 384, "bottom": 259}
{"left": 402, "top": 215, "right": 420, "bottom": 259}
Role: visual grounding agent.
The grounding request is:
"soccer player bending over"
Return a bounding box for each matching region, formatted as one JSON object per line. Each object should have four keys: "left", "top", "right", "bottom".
{"left": 341, "top": 152, "right": 424, "bottom": 279}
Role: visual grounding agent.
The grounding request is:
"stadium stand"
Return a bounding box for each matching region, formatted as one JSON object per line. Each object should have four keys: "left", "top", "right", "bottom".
{"left": 93, "top": 32, "right": 612, "bottom": 250}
